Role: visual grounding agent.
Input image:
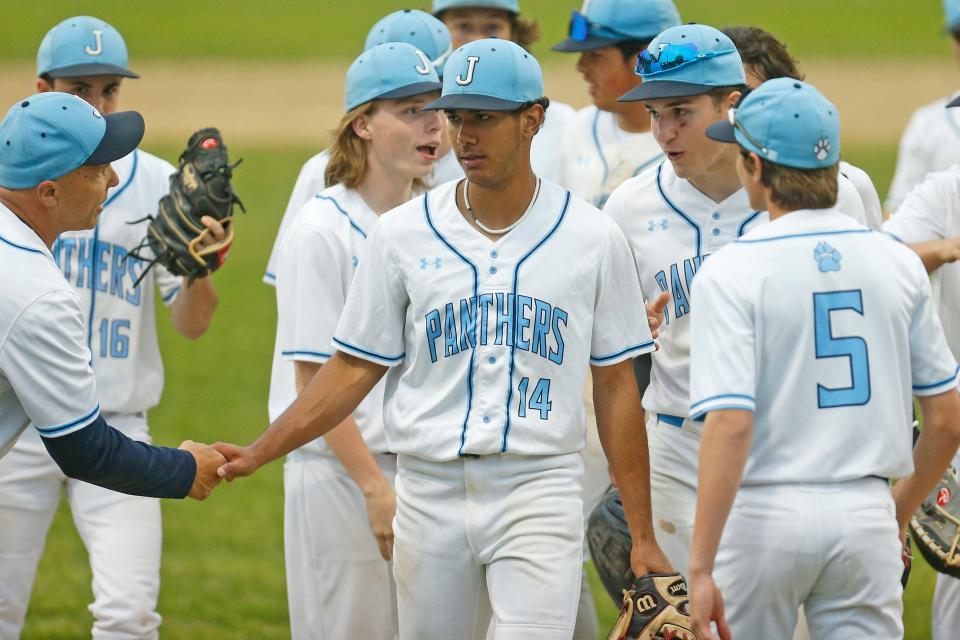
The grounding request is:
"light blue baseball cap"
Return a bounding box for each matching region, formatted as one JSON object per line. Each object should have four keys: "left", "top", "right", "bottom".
{"left": 0, "top": 92, "right": 145, "bottom": 189}
{"left": 618, "top": 24, "right": 745, "bottom": 102}
{"left": 364, "top": 10, "right": 452, "bottom": 78}
{"left": 37, "top": 16, "right": 138, "bottom": 79}
{"left": 706, "top": 78, "right": 840, "bottom": 170}
{"left": 424, "top": 38, "right": 543, "bottom": 111}
{"left": 344, "top": 42, "right": 442, "bottom": 112}
{"left": 432, "top": 0, "right": 519, "bottom": 15}
{"left": 553, "top": 0, "right": 681, "bottom": 52}
{"left": 946, "top": 0, "right": 960, "bottom": 31}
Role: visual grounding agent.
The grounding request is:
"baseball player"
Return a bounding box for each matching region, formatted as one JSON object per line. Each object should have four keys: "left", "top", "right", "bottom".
{"left": 274, "top": 42, "right": 443, "bottom": 639}
{"left": 432, "top": 0, "right": 577, "bottom": 187}
{"left": 887, "top": 0, "right": 960, "bottom": 211}
{"left": 721, "top": 25, "right": 884, "bottom": 231}
{"left": 602, "top": 23, "right": 873, "bottom": 579}
{"left": 549, "top": 2, "right": 680, "bottom": 635}
{"left": 0, "top": 17, "right": 226, "bottom": 639}
{"left": 883, "top": 104, "right": 960, "bottom": 637}
{"left": 688, "top": 77, "right": 960, "bottom": 639}
{"left": 551, "top": 0, "right": 680, "bottom": 208}
{"left": 215, "top": 39, "right": 670, "bottom": 640}
{"left": 0, "top": 90, "right": 224, "bottom": 638}
{"left": 262, "top": 9, "right": 454, "bottom": 290}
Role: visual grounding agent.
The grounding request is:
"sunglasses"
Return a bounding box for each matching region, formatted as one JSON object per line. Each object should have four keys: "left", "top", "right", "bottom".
{"left": 568, "top": 10, "right": 636, "bottom": 42}
{"left": 727, "top": 108, "right": 770, "bottom": 157}
{"left": 635, "top": 42, "right": 736, "bottom": 76}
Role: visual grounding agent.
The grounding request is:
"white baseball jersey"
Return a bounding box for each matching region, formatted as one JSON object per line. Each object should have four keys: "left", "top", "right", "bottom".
{"left": 689, "top": 209, "right": 958, "bottom": 484}
{"left": 840, "top": 160, "right": 883, "bottom": 231}
{"left": 554, "top": 106, "right": 664, "bottom": 208}
{"left": 884, "top": 166, "right": 960, "bottom": 357}
{"left": 332, "top": 179, "right": 654, "bottom": 461}
{"left": 271, "top": 184, "right": 387, "bottom": 454}
{"left": 604, "top": 161, "right": 870, "bottom": 422}
{"left": 0, "top": 204, "right": 100, "bottom": 457}
{"left": 263, "top": 102, "right": 576, "bottom": 286}
{"left": 887, "top": 94, "right": 960, "bottom": 211}
{"left": 50, "top": 150, "right": 181, "bottom": 415}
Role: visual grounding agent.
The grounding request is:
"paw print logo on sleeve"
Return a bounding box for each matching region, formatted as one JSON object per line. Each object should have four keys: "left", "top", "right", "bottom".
{"left": 813, "top": 138, "right": 831, "bottom": 161}
{"left": 814, "top": 241, "right": 842, "bottom": 272}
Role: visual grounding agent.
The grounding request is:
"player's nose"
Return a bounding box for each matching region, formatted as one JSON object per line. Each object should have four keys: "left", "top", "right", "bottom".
{"left": 106, "top": 164, "right": 120, "bottom": 189}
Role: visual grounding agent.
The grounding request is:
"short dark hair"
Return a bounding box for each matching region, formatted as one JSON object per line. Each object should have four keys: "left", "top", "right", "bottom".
{"left": 722, "top": 25, "right": 803, "bottom": 83}
{"left": 518, "top": 96, "right": 550, "bottom": 113}
{"left": 614, "top": 39, "right": 650, "bottom": 62}
{"left": 739, "top": 147, "right": 838, "bottom": 210}
{"left": 706, "top": 85, "right": 747, "bottom": 110}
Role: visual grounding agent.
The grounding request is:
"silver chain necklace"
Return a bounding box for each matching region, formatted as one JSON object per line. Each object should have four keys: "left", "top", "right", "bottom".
{"left": 463, "top": 178, "right": 541, "bottom": 235}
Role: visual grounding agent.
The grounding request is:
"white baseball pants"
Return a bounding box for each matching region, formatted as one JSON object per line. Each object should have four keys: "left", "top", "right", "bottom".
{"left": 283, "top": 451, "right": 398, "bottom": 640}
{"left": 0, "top": 414, "right": 161, "bottom": 640}
{"left": 393, "top": 452, "right": 585, "bottom": 640}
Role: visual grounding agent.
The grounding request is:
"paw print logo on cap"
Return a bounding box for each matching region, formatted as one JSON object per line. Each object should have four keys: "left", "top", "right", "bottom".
{"left": 814, "top": 241, "right": 841, "bottom": 273}
{"left": 813, "top": 138, "right": 831, "bottom": 161}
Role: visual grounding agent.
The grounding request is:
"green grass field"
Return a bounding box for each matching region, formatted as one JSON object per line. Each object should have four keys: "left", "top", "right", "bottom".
{"left": 7, "top": 0, "right": 956, "bottom": 637}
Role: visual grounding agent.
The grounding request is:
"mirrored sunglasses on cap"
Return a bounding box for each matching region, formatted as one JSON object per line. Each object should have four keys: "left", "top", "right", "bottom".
{"left": 726, "top": 107, "right": 770, "bottom": 156}
{"left": 635, "top": 42, "right": 736, "bottom": 76}
{"left": 568, "top": 10, "right": 635, "bottom": 42}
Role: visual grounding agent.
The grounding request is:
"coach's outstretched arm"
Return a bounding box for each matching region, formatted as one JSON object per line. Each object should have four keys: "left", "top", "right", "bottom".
{"left": 214, "top": 352, "right": 387, "bottom": 480}
{"left": 593, "top": 359, "right": 673, "bottom": 577}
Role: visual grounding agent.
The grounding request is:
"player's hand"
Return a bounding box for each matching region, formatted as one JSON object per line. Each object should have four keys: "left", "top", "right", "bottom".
{"left": 630, "top": 537, "right": 672, "bottom": 577}
{"left": 645, "top": 291, "right": 670, "bottom": 343}
{"left": 689, "top": 571, "right": 731, "bottom": 640}
{"left": 212, "top": 441, "right": 262, "bottom": 481}
{"left": 363, "top": 480, "right": 397, "bottom": 561}
{"left": 193, "top": 215, "right": 228, "bottom": 253}
{"left": 179, "top": 440, "right": 226, "bottom": 500}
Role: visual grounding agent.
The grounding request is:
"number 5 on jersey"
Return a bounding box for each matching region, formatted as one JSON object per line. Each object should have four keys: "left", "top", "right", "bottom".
{"left": 813, "top": 290, "right": 871, "bottom": 408}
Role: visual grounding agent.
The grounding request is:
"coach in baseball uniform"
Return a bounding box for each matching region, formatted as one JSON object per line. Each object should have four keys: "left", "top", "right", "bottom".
{"left": 0, "top": 16, "right": 227, "bottom": 639}
{"left": 0, "top": 91, "right": 224, "bottom": 638}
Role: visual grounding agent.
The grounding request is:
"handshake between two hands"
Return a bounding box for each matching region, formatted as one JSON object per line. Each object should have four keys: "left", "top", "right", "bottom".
{"left": 177, "top": 439, "right": 259, "bottom": 500}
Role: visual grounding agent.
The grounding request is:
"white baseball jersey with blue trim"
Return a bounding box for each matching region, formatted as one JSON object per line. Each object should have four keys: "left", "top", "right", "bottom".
{"left": 884, "top": 166, "right": 960, "bottom": 358}
{"left": 333, "top": 179, "right": 654, "bottom": 460}
{"left": 50, "top": 150, "right": 181, "bottom": 415}
{"left": 270, "top": 184, "right": 387, "bottom": 454}
{"left": 554, "top": 106, "right": 664, "bottom": 209}
{"left": 604, "top": 161, "right": 870, "bottom": 423}
{"left": 689, "top": 209, "right": 958, "bottom": 484}
{"left": 887, "top": 95, "right": 960, "bottom": 211}
{"left": 0, "top": 204, "right": 102, "bottom": 456}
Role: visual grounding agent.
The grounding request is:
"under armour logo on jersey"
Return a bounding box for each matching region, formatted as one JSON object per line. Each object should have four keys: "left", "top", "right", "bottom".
{"left": 84, "top": 30, "right": 104, "bottom": 56}
{"left": 420, "top": 257, "right": 442, "bottom": 270}
{"left": 813, "top": 138, "right": 831, "bottom": 161}
{"left": 647, "top": 218, "right": 669, "bottom": 232}
{"left": 456, "top": 56, "right": 480, "bottom": 86}
{"left": 814, "top": 241, "right": 841, "bottom": 272}
{"left": 413, "top": 49, "right": 432, "bottom": 76}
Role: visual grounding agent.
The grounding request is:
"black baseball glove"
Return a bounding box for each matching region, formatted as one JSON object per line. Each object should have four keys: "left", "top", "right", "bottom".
{"left": 129, "top": 127, "right": 243, "bottom": 283}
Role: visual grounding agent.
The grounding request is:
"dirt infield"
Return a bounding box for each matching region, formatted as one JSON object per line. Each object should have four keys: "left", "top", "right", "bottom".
{"left": 0, "top": 60, "right": 956, "bottom": 147}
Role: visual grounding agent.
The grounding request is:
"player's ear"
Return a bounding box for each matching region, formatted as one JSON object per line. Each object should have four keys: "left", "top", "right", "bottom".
{"left": 351, "top": 113, "right": 374, "bottom": 142}
{"left": 36, "top": 77, "right": 53, "bottom": 93}
{"left": 34, "top": 179, "right": 60, "bottom": 209}
{"left": 520, "top": 103, "right": 545, "bottom": 139}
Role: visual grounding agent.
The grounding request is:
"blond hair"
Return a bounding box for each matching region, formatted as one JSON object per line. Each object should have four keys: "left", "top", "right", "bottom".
{"left": 324, "top": 102, "right": 378, "bottom": 189}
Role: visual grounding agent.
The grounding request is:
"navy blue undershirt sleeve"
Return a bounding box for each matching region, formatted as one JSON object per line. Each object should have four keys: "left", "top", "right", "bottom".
{"left": 41, "top": 415, "right": 196, "bottom": 498}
